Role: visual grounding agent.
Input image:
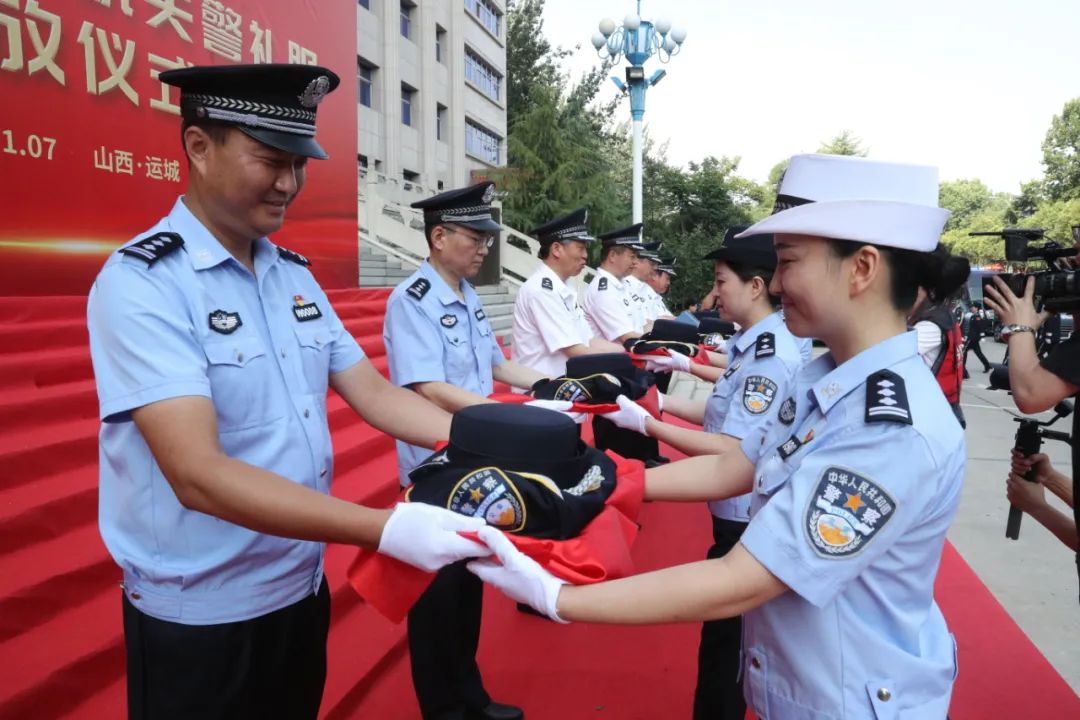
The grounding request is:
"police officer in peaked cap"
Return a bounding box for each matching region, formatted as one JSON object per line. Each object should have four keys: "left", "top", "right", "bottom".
{"left": 511, "top": 208, "right": 625, "bottom": 381}
{"left": 384, "top": 180, "right": 547, "bottom": 720}
{"left": 86, "top": 63, "right": 492, "bottom": 719}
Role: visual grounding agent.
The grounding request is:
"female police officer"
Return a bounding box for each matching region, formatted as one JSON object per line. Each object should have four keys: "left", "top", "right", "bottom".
{"left": 601, "top": 229, "right": 803, "bottom": 720}
{"left": 469, "top": 154, "right": 965, "bottom": 719}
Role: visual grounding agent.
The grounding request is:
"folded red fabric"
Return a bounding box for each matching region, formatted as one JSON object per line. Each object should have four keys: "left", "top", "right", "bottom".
{"left": 346, "top": 452, "right": 646, "bottom": 623}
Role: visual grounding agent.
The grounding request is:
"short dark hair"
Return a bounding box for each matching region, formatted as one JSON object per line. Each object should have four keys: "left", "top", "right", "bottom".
{"left": 538, "top": 242, "right": 552, "bottom": 260}
{"left": 824, "top": 239, "right": 950, "bottom": 311}
{"left": 179, "top": 118, "right": 231, "bottom": 162}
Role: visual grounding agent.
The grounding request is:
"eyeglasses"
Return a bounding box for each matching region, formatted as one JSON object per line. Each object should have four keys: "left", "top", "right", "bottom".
{"left": 449, "top": 227, "right": 495, "bottom": 249}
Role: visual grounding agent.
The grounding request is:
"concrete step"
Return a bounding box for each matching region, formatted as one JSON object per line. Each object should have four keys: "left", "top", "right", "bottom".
{"left": 489, "top": 315, "right": 513, "bottom": 333}
{"left": 480, "top": 301, "right": 515, "bottom": 318}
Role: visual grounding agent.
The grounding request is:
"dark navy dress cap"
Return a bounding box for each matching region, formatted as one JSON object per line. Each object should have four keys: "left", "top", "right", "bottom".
{"left": 160, "top": 63, "right": 340, "bottom": 160}
{"left": 703, "top": 225, "right": 777, "bottom": 269}
{"left": 657, "top": 256, "right": 677, "bottom": 276}
{"left": 644, "top": 318, "right": 701, "bottom": 344}
{"left": 531, "top": 208, "right": 595, "bottom": 245}
{"left": 406, "top": 404, "right": 617, "bottom": 539}
{"left": 411, "top": 181, "right": 501, "bottom": 233}
{"left": 598, "top": 223, "right": 645, "bottom": 251}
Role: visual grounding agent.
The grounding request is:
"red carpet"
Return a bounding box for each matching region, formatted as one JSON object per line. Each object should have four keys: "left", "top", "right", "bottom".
{"left": 0, "top": 292, "right": 1076, "bottom": 719}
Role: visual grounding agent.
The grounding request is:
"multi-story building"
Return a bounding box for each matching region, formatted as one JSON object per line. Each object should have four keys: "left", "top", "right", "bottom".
{"left": 357, "top": 0, "right": 508, "bottom": 204}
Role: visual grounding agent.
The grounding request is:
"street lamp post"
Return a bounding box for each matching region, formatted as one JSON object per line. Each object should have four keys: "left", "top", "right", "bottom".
{"left": 592, "top": 1, "right": 686, "bottom": 223}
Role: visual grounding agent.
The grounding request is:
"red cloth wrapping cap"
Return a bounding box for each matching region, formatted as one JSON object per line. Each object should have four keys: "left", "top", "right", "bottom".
{"left": 346, "top": 452, "right": 645, "bottom": 623}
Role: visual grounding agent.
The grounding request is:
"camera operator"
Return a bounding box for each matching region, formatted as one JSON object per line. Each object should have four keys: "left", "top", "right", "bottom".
{"left": 985, "top": 274, "right": 1080, "bottom": 595}
{"left": 983, "top": 277, "right": 1076, "bottom": 414}
{"left": 1007, "top": 450, "right": 1078, "bottom": 550}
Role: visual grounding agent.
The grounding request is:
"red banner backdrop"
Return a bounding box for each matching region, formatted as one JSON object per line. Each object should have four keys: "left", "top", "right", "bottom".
{"left": 0, "top": 0, "right": 358, "bottom": 296}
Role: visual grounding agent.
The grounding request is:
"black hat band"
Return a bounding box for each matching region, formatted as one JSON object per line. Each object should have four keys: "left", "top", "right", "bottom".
{"left": 772, "top": 193, "right": 812, "bottom": 214}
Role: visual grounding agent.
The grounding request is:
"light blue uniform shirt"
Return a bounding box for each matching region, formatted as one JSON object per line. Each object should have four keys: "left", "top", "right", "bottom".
{"left": 87, "top": 198, "right": 365, "bottom": 625}
{"left": 383, "top": 261, "right": 504, "bottom": 483}
{"left": 705, "top": 312, "right": 802, "bottom": 522}
{"left": 737, "top": 332, "right": 963, "bottom": 719}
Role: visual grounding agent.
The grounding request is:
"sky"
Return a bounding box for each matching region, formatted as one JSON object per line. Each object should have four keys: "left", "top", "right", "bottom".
{"left": 540, "top": 0, "right": 1080, "bottom": 194}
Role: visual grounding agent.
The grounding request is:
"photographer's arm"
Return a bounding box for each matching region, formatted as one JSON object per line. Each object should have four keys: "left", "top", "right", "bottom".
{"left": 984, "top": 277, "right": 1076, "bottom": 413}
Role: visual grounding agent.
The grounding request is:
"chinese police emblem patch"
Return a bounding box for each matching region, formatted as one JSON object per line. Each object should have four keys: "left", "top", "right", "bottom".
{"left": 448, "top": 467, "right": 526, "bottom": 532}
{"left": 805, "top": 466, "right": 895, "bottom": 558}
{"left": 440, "top": 314, "right": 458, "bottom": 328}
{"left": 742, "top": 375, "right": 778, "bottom": 414}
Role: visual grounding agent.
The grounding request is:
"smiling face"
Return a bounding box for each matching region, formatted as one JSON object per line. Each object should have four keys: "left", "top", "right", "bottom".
{"left": 712, "top": 261, "right": 759, "bottom": 326}
{"left": 187, "top": 127, "right": 308, "bottom": 243}
{"left": 551, "top": 239, "right": 590, "bottom": 279}
{"left": 771, "top": 234, "right": 856, "bottom": 340}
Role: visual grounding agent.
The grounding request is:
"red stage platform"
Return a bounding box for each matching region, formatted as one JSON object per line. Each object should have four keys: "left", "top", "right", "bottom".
{"left": 0, "top": 290, "right": 1076, "bottom": 719}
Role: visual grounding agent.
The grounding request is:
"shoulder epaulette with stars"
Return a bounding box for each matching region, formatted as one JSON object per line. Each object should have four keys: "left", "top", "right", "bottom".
{"left": 865, "top": 369, "right": 912, "bottom": 425}
{"left": 541, "top": 277, "right": 554, "bottom": 291}
{"left": 118, "top": 232, "right": 184, "bottom": 267}
{"left": 755, "top": 332, "right": 776, "bottom": 359}
{"left": 598, "top": 277, "right": 608, "bottom": 291}
{"left": 278, "top": 246, "right": 311, "bottom": 266}
{"left": 406, "top": 277, "right": 431, "bottom": 301}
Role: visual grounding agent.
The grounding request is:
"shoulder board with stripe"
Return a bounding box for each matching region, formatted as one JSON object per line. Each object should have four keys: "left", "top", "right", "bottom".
{"left": 278, "top": 246, "right": 311, "bottom": 266}
{"left": 755, "top": 332, "right": 776, "bottom": 359}
{"left": 865, "top": 369, "right": 912, "bottom": 425}
{"left": 118, "top": 232, "right": 184, "bottom": 267}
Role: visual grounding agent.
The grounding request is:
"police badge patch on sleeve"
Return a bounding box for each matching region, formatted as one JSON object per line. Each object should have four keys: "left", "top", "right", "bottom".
{"left": 778, "top": 397, "right": 796, "bottom": 425}
{"left": 742, "top": 375, "right": 778, "bottom": 414}
{"left": 806, "top": 466, "right": 896, "bottom": 558}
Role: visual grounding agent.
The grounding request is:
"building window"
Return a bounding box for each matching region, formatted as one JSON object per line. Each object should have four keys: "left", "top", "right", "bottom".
{"left": 401, "top": 84, "right": 415, "bottom": 126}
{"left": 400, "top": 1, "right": 413, "bottom": 39}
{"left": 358, "top": 0, "right": 369, "bottom": 10}
{"left": 436, "top": 104, "right": 447, "bottom": 141}
{"left": 358, "top": 60, "right": 374, "bottom": 108}
{"left": 465, "top": 0, "right": 501, "bottom": 37}
{"left": 465, "top": 119, "right": 500, "bottom": 164}
{"left": 403, "top": 169, "right": 420, "bottom": 182}
{"left": 464, "top": 48, "right": 501, "bottom": 103}
{"left": 435, "top": 25, "right": 446, "bottom": 64}
{"left": 359, "top": 154, "right": 369, "bottom": 169}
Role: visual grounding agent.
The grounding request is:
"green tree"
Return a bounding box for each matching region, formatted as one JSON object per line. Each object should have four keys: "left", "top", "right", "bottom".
{"left": 505, "top": 0, "right": 566, "bottom": 130}
{"left": 817, "top": 130, "right": 869, "bottom": 157}
{"left": 1041, "top": 98, "right": 1080, "bottom": 202}
{"left": 938, "top": 178, "right": 1010, "bottom": 232}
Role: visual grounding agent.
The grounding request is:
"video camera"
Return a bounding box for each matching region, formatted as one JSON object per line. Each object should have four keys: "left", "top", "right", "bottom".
{"left": 971, "top": 227, "right": 1080, "bottom": 313}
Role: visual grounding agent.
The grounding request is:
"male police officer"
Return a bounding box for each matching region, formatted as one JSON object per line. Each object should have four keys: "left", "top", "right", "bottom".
{"left": 583, "top": 224, "right": 646, "bottom": 342}
{"left": 511, "top": 208, "right": 625, "bottom": 380}
{"left": 86, "top": 64, "right": 490, "bottom": 720}
{"left": 626, "top": 241, "right": 662, "bottom": 332}
{"left": 645, "top": 255, "right": 677, "bottom": 322}
{"left": 383, "top": 181, "right": 542, "bottom": 720}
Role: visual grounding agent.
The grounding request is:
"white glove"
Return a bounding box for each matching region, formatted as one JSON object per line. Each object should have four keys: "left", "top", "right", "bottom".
{"left": 524, "top": 399, "right": 587, "bottom": 424}
{"left": 467, "top": 526, "right": 568, "bottom": 623}
{"left": 644, "top": 352, "right": 691, "bottom": 374}
{"left": 378, "top": 503, "right": 491, "bottom": 572}
{"left": 600, "top": 394, "right": 651, "bottom": 435}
